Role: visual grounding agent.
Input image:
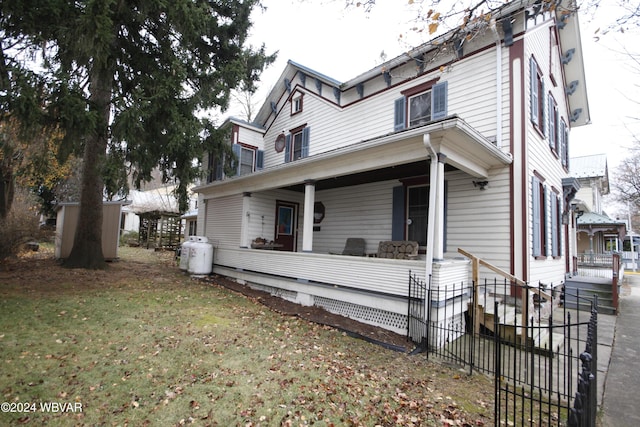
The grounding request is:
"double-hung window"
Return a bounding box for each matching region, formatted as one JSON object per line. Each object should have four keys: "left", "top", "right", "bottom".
{"left": 284, "top": 125, "right": 310, "bottom": 163}
{"left": 231, "top": 143, "right": 264, "bottom": 176}
{"left": 291, "top": 93, "right": 303, "bottom": 115}
{"left": 560, "top": 119, "right": 569, "bottom": 169}
{"left": 532, "top": 175, "right": 547, "bottom": 258}
{"left": 409, "top": 92, "right": 433, "bottom": 127}
{"left": 394, "top": 80, "right": 448, "bottom": 131}
{"left": 530, "top": 56, "right": 545, "bottom": 135}
{"left": 548, "top": 94, "right": 558, "bottom": 152}
{"left": 239, "top": 146, "right": 255, "bottom": 176}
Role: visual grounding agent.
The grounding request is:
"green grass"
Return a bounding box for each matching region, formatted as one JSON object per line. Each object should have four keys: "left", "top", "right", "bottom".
{"left": 0, "top": 248, "right": 493, "bottom": 426}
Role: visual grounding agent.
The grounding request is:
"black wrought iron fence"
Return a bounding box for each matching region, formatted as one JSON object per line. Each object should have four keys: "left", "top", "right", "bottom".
{"left": 568, "top": 298, "right": 598, "bottom": 427}
{"left": 407, "top": 273, "right": 599, "bottom": 426}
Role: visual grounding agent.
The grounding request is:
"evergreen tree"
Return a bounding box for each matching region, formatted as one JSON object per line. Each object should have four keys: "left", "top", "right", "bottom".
{"left": 1, "top": 0, "right": 275, "bottom": 268}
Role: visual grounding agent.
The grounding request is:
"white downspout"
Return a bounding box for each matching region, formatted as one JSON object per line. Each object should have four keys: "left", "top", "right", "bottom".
{"left": 491, "top": 19, "right": 503, "bottom": 148}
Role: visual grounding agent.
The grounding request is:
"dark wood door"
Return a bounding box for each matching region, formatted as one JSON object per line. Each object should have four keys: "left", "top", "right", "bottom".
{"left": 275, "top": 201, "right": 298, "bottom": 251}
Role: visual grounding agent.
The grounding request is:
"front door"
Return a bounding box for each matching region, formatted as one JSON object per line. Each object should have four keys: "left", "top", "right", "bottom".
{"left": 275, "top": 201, "right": 298, "bottom": 251}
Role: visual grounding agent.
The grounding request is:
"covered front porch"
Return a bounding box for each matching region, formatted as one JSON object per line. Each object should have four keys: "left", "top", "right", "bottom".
{"left": 214, "top": 248, "right": 469, "bottom": 335}
{"left": 196, "top": 116, "right": 512, "bottom": 335}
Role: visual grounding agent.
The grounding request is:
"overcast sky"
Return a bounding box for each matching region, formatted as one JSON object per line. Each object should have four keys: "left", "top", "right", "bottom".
{"left": 228, "top": 0, "right": 640, "bottom": 176}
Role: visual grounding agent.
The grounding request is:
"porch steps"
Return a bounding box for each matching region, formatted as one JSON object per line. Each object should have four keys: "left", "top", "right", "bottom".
{"left": 474, "top": 295, "right": 558, "bottom": 353}
{"left": 564, "top": 278, "right": 616, "bottom": 315}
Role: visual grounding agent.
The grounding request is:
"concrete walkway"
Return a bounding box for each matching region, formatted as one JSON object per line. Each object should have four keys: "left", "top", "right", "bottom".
{"left": 600, "top": 272, "right": 640, "bottom": 427}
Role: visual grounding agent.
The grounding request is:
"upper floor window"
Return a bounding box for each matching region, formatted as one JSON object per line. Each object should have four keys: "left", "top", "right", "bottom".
{"left": 284, "top": 125, "right": 310, "bottom": 163}
{"left": 291, "top": 93, "right": 303, "bottom": 115}
{"left": 409, "top": 92, "right": 433, "bottom": 127}
{"left": 560, "top": 119, "right": 569, "bottom": 169}
{"left": 394, "top": 80, "right": 448, "bottom": 131}
{"left": 207, "top": 152, "right": 222, "bottom": 183}
{"left": 548, "top": 94, "right": 558, "bottom": 152}
{"left": 232, "top": 143, "right": 264, "bottom": 176}
{"left": 530, "top": 57, "right": 545, "bottom": 135}
{"left": 207, "top": 143, "right": 263, "bottom": 182}
{"left": 236, "top": 145, "right": 256, "bottom": 176}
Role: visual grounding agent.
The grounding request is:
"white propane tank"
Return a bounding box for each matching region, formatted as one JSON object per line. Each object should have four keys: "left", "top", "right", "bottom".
{"left": 179, "top": 236, "right": 197, "bottom": 271}
{"left": 188, "top": 236, "right": 213, "bottom": 275}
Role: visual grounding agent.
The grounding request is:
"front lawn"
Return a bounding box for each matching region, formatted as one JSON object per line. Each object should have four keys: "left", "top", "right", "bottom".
{"left": 0, "top": 247, "right": 493, "bottom": 426}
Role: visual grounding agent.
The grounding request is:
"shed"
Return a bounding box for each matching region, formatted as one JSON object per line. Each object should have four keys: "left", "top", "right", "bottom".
{"left": 54, "top": 201, "right": 128, "bottom": 260}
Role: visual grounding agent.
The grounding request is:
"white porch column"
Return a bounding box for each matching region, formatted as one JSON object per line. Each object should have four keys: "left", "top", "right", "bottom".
{"left": 302, "top": 180, "right": 316, "bottom": 252}
{"left": 240, "top": 192, "right": 251, "bottom": 248}
{"left": 433, "top": 153, "right": 446, "bottom": 261}
{"left": 424, "top": 135, "right": 437, "bottom": 280}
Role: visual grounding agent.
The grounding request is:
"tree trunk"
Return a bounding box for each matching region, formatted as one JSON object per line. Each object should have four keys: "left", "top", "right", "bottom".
{"left": 0, "top": 167, "right": 15, "bottom": 219}
{"left": 63, "top": 66, "right": 112, "bottom": 269}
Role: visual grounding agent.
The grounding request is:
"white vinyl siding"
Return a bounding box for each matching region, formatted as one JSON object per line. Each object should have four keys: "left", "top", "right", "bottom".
{"left": 263, "top": 44, "right": 504, "bottom": 170}
{"left": 525, "top": 21, "right": 570, "bottom": 285}
{"left": 237, "top": 126, "right": 264, "bottom": 149}
{"left": 204, "top": 195, "right": 243, "bottom": 249}
{"left": 311, "top": 180, "right": 396, "bottom": 255}
{"left": 444, "top": 168, "right": 512, "bottom": 274}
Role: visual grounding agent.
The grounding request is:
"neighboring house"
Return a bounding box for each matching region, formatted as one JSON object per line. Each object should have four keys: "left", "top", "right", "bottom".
{"left": 570, "top": 154, "right": 626, "bottom": 254}
{"left": 194, "top": 0, "right": 590, "bottom": 336}
{"left": 181, "top": 209, "right": 198, "bottom": 240}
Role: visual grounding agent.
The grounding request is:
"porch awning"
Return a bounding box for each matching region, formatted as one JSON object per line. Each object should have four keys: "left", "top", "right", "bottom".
{"left": 195, "top": 116, "right": 512, "bottom": 199}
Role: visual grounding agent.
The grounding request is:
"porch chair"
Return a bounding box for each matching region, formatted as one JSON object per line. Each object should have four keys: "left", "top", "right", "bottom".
{"left": 331, "top": 238, "right": 366, "bottom": 256}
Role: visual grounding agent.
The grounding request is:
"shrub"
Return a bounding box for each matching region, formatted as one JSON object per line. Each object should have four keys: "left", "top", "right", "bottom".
{"left": 0, "top": 205, "right": 41, "bottom": 261}
{"left": 119, "top": 230, "right": 139, "bottom": 246}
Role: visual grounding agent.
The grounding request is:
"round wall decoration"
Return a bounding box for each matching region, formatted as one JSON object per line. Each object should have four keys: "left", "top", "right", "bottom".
{"left": 274, "top": 134, "right": 286, "bottom": 152}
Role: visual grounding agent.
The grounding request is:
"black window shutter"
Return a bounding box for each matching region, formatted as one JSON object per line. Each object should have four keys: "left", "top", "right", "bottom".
{"left": 256, "top": 150, "right": 264, "bottom": 170}
{"left": 394, "top": 97, "right": 406, "bottom": 131}
{"left": 391, "top": 186, "right": 405, "bottom": 240}
{"left": 432, "top": 81, "right": 448, "bottom": 120}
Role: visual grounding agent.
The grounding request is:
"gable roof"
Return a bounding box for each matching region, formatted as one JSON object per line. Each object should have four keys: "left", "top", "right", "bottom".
{"left": 252, "top": 0, "right": 589, "bottom": 129}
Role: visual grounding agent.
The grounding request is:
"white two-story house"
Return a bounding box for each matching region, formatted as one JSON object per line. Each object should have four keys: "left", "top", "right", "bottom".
{"left": 194, "top": 0, "right": 589, "bottom": 337}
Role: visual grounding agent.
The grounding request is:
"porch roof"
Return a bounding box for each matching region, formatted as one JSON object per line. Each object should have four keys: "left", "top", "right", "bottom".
{"left": 577, "top": 212, "right": 626, "bottom": 227}
{"left": 195, "top": 116, "right": 512, "bottom": 199}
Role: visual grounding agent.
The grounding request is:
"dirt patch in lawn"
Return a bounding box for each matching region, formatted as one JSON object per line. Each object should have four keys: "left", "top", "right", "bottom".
{"left": 203, "top": 275, "right": 414, "bottom": 353}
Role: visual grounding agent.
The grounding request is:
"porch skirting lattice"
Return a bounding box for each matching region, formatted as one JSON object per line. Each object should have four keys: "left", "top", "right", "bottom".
{"left": 247, "top": 282, "right": 408, "bottom": 332}
{"left": 313, "top": 296, "right": 408, "bottom": 332}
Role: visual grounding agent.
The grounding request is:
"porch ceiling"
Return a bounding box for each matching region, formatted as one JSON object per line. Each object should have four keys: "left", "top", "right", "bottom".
{"left": 283, "top": 161, "right": 457, "bottom": 192}
{"left": 196, "top": 116, "right": 512, "bottom": 198}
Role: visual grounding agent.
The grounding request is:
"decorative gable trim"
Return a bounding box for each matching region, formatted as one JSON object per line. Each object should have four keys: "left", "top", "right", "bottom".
{"left": 561, "top": 48, "right": 575, "bottom": 65}
{"left": 333, "top": 87, "right": 341, "bottom": 103}
{"left": 565, "top": 80, "right": 578, "bottom": 95}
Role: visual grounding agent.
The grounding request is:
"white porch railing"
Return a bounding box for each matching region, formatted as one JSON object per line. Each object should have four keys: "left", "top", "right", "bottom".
{"left": 575, "top": 253, "right": 624, "bottom": 279}
{"left": 214, "top": 248, "right": 427, "bottom": 297}
{"left": 576, "top": 266, "right": 614, "bottom": 279}
{"left": 211, "top": 248, "right": 470, "bottom": 337}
